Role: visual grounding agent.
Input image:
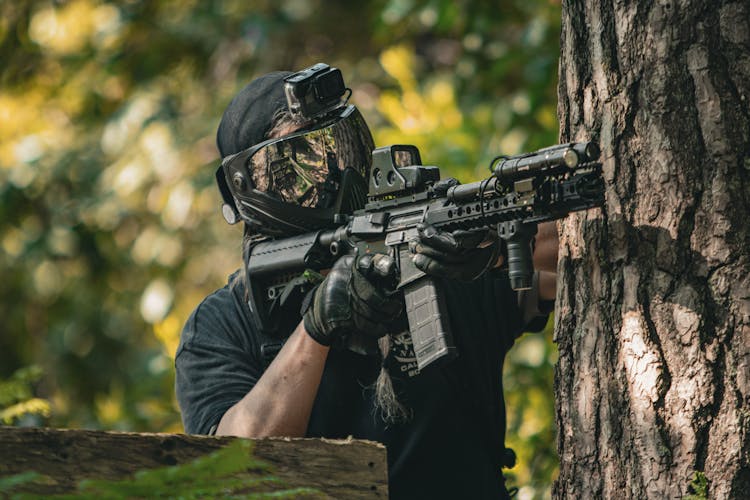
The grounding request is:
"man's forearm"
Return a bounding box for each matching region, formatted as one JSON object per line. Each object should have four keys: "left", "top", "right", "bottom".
{"left": 533, "top": 222, "right": 559, "bottom": 273}
{"left": 215, "top": 322, "right": 329, "bottom": 438}
{"left": 535, "top": 222, "right": 558, "bottom": 300}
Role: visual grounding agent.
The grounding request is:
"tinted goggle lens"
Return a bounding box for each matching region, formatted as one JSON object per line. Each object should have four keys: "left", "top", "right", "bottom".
{"left": 222, "top": 106, "right": 373, "bottom": 209}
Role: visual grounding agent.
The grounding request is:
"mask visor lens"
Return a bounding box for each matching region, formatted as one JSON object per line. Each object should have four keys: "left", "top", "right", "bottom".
{"left": 238, "top": 106, "right": 373, "bottom": 208}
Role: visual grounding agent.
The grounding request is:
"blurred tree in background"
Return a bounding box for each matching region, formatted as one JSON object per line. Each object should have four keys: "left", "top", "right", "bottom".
{"left": 0, "top": 0, "right": 560, "bottom": 497}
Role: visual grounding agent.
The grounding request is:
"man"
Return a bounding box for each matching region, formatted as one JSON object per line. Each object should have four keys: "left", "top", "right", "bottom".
{"left": 175, "top": 64, "right": 557, "bottom": 499}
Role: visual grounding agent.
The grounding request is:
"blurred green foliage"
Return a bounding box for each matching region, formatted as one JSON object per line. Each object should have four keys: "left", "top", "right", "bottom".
{"left": 1, "top": 0, "right": 560, "bottom": 497}
{"left": 0, "top": 366, "right": 51, "bottom": 424}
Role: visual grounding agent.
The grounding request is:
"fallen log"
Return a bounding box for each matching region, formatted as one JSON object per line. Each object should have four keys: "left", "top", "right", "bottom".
{"left": 0, "top": 426, "right": 388, "bottom": 498}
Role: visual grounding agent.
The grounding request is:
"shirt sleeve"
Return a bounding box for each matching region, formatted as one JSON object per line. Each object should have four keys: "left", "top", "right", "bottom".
{"left": 516, "top": 271, "right": 555, "bottom": 334}
{"left": 174, "top": 287, "right": 265, "bottom": 435}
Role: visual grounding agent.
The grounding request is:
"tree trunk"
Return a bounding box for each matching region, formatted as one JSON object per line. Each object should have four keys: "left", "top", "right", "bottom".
{"left": 554, "top": 1, "right": 750, "bottom": 498}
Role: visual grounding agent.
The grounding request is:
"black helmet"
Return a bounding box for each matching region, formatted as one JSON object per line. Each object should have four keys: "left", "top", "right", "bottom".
{"left": 215, "top": 65, "right": 374, "bottom": 237}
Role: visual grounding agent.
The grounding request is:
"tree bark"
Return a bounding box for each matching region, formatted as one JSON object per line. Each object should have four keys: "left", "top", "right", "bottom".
{"left": 555, "top": 0, "right": 750, "bottom": 498}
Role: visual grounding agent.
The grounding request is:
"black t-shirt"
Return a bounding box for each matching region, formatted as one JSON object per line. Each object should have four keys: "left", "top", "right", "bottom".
{"left": 175, "top": 269, "right": 550, "bottom": 499}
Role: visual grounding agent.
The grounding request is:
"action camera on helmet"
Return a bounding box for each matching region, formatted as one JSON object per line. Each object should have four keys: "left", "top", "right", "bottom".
{"left": 283, "top": 63, "right": 347, "bottom": 121}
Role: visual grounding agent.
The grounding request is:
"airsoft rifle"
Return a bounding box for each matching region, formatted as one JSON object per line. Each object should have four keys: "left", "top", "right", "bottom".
{"left": 246, "top": 141, "right": 604, "bottom": 370}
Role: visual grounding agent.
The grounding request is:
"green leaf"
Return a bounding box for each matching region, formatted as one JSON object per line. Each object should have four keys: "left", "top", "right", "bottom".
{"left": 0, "top": 472, "right": 44, "bottom": 493}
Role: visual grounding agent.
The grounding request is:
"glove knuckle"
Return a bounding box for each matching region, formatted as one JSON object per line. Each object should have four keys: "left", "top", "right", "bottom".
{"left": 372, "top": 253, "right": 395, "bottom": 277}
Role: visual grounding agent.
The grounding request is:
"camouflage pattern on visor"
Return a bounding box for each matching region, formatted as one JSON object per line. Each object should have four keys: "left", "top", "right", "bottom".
{"left": 229, "top": 105, "right": 373, "bottom": 209}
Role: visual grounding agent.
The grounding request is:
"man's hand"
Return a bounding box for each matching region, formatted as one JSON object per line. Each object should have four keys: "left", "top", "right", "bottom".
{"left": 303, "top": 253, "right": 402, "bottom": 347}
{"left": 409, "top": 223, "right": 501, "bottom": 282}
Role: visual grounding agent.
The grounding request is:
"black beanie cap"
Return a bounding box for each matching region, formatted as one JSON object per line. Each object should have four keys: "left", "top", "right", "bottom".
{"left": 216, "top": 71, "right": 293, "bottom": 159}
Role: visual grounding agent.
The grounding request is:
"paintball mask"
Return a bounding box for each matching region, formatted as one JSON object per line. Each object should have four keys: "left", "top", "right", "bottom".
{"left": 216, "top": 64, "right": 374, "bottom": 237}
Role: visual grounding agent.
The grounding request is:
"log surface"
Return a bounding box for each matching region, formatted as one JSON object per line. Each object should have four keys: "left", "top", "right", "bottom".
{"left": 0, "top": 426, "right": 388, "bottom": 498}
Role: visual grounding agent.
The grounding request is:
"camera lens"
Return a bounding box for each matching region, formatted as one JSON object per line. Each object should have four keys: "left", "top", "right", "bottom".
{"left": 314, "top": 69, "right": 344, "bottom": 100}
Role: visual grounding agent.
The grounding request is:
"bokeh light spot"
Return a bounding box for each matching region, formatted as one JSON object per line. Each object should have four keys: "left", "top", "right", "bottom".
{"left": 140, "top": 279, "right": 174, "bottom": 324}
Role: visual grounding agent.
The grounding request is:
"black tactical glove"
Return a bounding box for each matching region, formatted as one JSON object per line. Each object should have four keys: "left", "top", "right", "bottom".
{"left": 409, "top": 223, "right": 501, "bottom": 282}
{"left": 303, "top": 253, "right": 403, "bottom": 348}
